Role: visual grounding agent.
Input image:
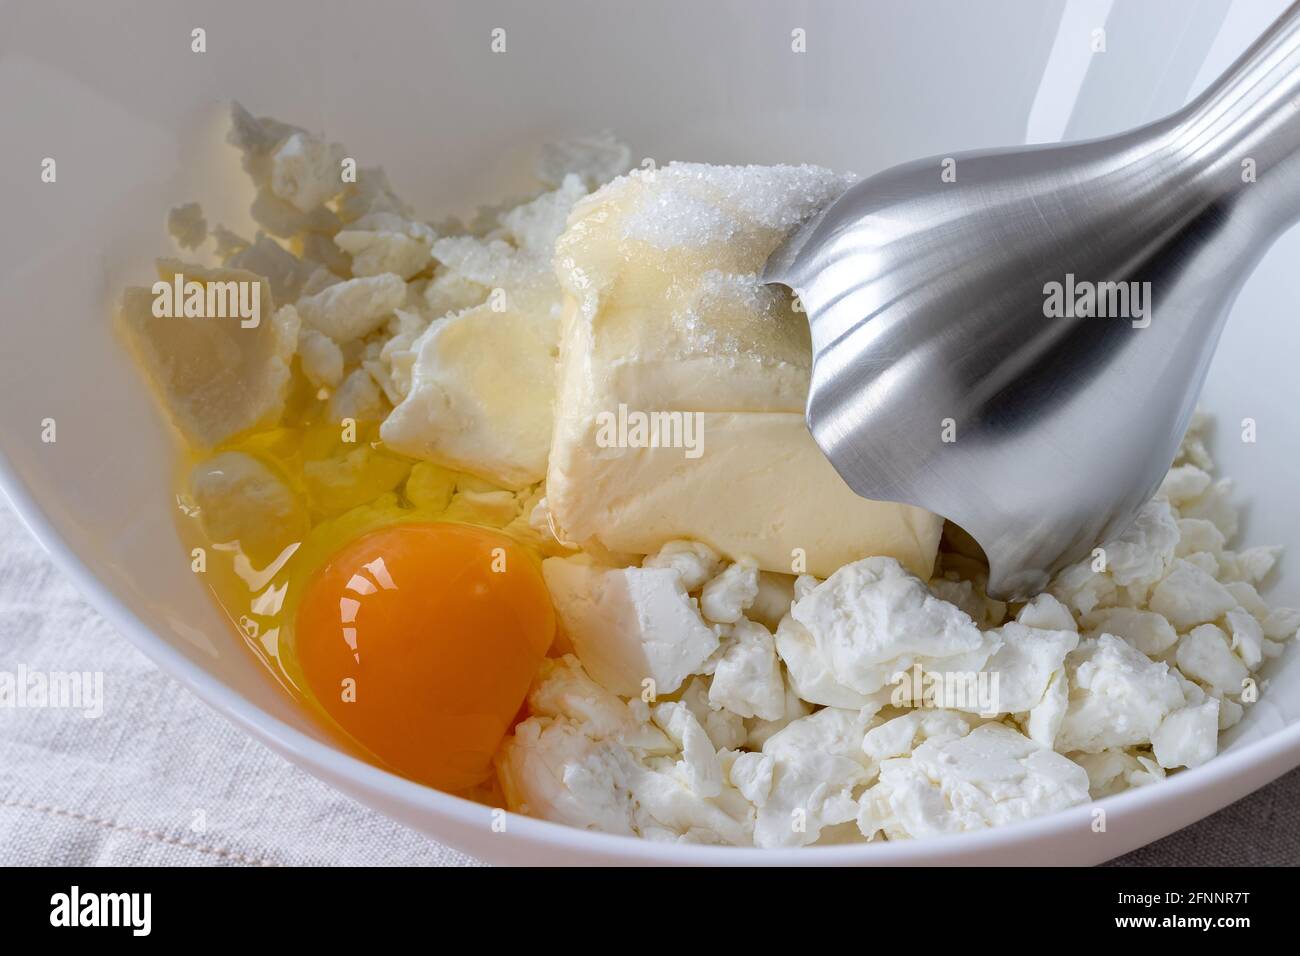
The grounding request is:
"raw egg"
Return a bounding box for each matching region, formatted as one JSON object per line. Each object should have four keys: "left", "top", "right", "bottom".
{"left": 294, "top": 521, "right": 555, "bottom": 791}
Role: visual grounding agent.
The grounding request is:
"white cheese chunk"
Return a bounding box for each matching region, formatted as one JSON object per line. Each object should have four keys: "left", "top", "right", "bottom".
{"left": 430, "top": 176, "right": 587, "bottom": 314}
{"left": 1056, "top": 634, "right": 1187, "bottom": 753}
{"left": 501, "top": 175, "right": 589, "bottom": 257}
{"left": 525, "top": 656, "right": 674, "bottom": 753}
{"left": 642, "top": 539, "right": 722, "bottom": 592}
{"left": 857, "top": 723, "right": 1090, "bottom": 840}
{"left": 338, "top": 166, "right": 410, "bottom": 224}
{"left": 1176, "top": 623, "right": 1249, "bottom": 695}
{"left": 1173, "top": 408, "right": 1215, "bottom": 469}
{"left": 1224, "top": 606, "right": 1265, "bottom": 670}
{"left": 1182, "top": 550, "right": 1220, "bottom": 576}
{"left": 700, "top": 561, "right": 760, "bottom": 624}
{"left": 1181, "top": 478, "right": 1239, "bottom": 539}
{"left": 1152, "top": 698, "right": 1220, "bottom": 769}
{"left": 497, "top": 657, "right": 665, "bottom": 832}
{"left": 1263, "top": 606, "right": 1300, "bottom": 641}
{"left": 652, "top": 701, "right": 725, "bottom": 798}
{"left": 1015, "top": 593, "right": 1077, "bottom": 632}
{"left": 296, "top": 273, "right": 406, "bottom": 343}
{"left": 380, "top": 303, "right": 558, "bottom": 488}
{"left": 678, "top": 676, "right": 748, "bottom": 751}
{"left": 726, "top": 751, "right": 775, "bottom": 807}
{"left": 743, "top": 680, "right": 812, "bottom": 750}
{"left": 371, "top": 309, "right": 429, "bottom": 401}
{"left": 1104, "top": 498, "right": 1180, "bottom": 588}
{"left": 497, "top": 718, "right": 640, "bottom": 834}
{"left": 334, "top": 228, "right": 433, "bottom": 279}
{"left": 499, "top": 656, "right": 755, "bottom": 844}
{"left": 1049, "top": 560, "right": 1117, "bottom": 616}
{"left": 708, "top": 619, "right": 786, "bottom": 721}
{"left": 1175, "top": 518, "right": 1226, "bottom": 559}
{"left": 628, "top": 763, "right": 756, "bottom": 846}
{"left": 1148, "top": 559, "right": 1237, "bottom": 630}
{"left": 774, "top": 615, "right": 875, "bottom": 709}
{"left": 1024, "top": 673, "right": 1070, "bottom": 748}
{"left": 754, "top": 708, "right": 874, "bottom": 848}
{"left": 226, "top": 103, "right": 301, "bottom": 187}
{"left": 540, "top": 557, "right": 720, "bottom": 697}
{"left": 1219, "top": 697, "right": 1244, "bottom": 730}
{"left": 1158, "top": 464, "right": 1212, "bottom": 505}
{"left": 1225, "top": 580, "right": 1268, "bottom": 618}
{"left": 975, "top": 621, "right": 1078, "bottom": 716}
{"left": 788, "top": 556, "right": 997, "bottom": 696}
{"left": 927, "top": 577, "right": 987, "bottom": 624}
{"left": 1081, "top": 607, "right": 1178, "bottom": 656}
{"left": 211, "top": 225, "right": 250, "bottom": 261}
{"left": 250, "top": 187, "right": 340, "bottom": 238}
{"left": 861, "top": 710, "right": 972, "bottom": 761}
{"left": 1220, "top": 545, "right": 1282, "bottom": 586}
{"left": 298, "top": 327, "right": 344, "bottom": 388}
{"left": 271, "top": 131, "right": 345, "bottom": 213}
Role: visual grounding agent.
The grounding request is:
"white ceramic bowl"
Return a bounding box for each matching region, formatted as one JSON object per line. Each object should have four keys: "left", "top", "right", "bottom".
{"left": 3, "top": 0, "right": 1299, "bottom": 865}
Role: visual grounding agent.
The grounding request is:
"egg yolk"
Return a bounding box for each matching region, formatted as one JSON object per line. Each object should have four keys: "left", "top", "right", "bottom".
{"left": 294, "top": 522, "right": 554, "bottom": 792}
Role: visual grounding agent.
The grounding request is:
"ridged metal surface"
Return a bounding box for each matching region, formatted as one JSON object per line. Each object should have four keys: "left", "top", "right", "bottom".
{"left": 765, "top": 2, "right": 1300, "bottom": 598}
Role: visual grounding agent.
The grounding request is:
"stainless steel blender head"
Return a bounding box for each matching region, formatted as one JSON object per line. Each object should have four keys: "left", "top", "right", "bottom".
{"left": 764, "top": 2, "right": 1300, "bottom": 599}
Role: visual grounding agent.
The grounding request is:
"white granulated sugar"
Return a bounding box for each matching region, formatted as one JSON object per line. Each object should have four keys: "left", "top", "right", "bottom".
{"left": 430, "top": 236, "right": 524, "bottom": 289}
{"left": 621, "top": 163, "right": 856, "bottom": 250}
{"left": 696, "top": 270, "right": 781, "bottom": 313}
{"left": 726, "top": 165, "right": 858, "bottom": 229}
{"left": 672, "top": 270, "right": 782, "bottom": 355}
{"left": 624, "top": 186, "right": 738, "bottom": 250}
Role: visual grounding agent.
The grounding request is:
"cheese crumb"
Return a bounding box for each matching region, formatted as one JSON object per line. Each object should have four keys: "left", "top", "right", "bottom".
{"left": 541, "top": 557, "right": 720, "bottom": 697}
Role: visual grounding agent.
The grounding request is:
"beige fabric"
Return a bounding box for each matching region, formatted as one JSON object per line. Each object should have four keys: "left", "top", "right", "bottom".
{"left": 0, "top": 502, "right": 475, "bottom": 867}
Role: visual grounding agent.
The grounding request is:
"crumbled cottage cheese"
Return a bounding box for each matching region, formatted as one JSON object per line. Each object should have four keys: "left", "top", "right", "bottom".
{"left": 858, "top": 721, "right": 1091, "bottom": 839}
{"left": 123, "top": 105, "right": 1297, "bottom": 848}
{"left": 786, "top": 556, "right": 998, "bottom": 698}
{"left": 500, "top": 413, "right": 1298, "bottom": 846}
{"left": 541, "top": 556, "right": 720, "bottom": 697}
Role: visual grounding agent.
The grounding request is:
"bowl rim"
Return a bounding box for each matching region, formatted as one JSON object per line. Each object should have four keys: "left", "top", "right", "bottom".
{"left": 4, "top": 447, "right": 1300, "bottom": 865}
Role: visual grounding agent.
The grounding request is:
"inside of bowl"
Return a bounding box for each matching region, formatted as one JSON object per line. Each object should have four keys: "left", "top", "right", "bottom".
{"left": 0, "top": 0, "right": 1295, "bottom": 803}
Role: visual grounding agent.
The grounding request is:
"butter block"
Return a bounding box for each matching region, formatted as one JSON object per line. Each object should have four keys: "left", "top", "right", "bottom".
{"left": 546, "top": 163, "right": 943, "bottom": 578}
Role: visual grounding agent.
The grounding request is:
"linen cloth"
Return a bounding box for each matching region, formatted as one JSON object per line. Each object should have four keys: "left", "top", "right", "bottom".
{"left": 0, "top": 501, "right": 1295, "bottom": 866}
